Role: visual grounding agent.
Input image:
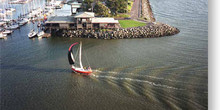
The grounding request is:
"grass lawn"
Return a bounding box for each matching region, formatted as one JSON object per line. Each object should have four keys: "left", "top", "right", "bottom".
{"left": 119, "top": 20, "right": 146, "bottom": 28}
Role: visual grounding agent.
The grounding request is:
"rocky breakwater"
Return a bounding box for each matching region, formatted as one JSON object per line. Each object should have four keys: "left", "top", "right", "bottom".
{"left": 141, "top": 0, "right": 156, "bottom": 22}
{"left": 52, "top": 22, "right": 179, "bottom": 39}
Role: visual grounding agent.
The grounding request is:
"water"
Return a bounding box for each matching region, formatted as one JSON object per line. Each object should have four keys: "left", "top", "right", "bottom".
{"left": 1, "top": 0, "right": 208, "bottom": 110}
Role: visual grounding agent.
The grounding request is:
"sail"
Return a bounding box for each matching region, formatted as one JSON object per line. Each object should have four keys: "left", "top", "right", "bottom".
{"left": 68, "top": 42, "right": 79, "bottom": 65}
{"left": 79, "top": 42, "right": 83, "bottom": 69}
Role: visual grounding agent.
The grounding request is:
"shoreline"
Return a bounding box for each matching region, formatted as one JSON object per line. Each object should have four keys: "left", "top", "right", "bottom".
{"left": 141, "top": 0, "right": 156, "bottom": 22}
{"left": 44, "top": 0, "right": 180, "bottom": 39}
{"left": 50, "top": 22, "right": 179, "bottom": 39}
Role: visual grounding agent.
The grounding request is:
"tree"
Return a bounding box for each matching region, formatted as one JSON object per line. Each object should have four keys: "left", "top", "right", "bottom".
{"left": 106, "top": 0, "right": 128, "bottom": 15}
{"left": 94, "top": 2, "right": 111, "bottom": 17}
{"left": 83, "top": 0, "right": 94, "bottom": 11}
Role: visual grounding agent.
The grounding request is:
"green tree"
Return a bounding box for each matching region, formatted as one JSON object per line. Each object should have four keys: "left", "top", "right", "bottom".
{"left": 106, "top": 0, "right": 128, "bottom": 15}
{"left": 83, "top": 0, "right": 94, "bottom": 11}
{"left": 94, "top": 2, "right": 111, "bottom": 17}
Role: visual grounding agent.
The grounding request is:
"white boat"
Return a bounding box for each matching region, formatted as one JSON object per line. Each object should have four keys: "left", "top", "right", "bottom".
{"left": 0, "top": 12, "right": 6, "bottom": 17}
{"left": 6, "top": 10, "right": 13, "bottom": 15}
{"left": 18, "top": 18, "right": 28, "bottom": 26}
{"left": 1, "top": 19, "right": 11, "bottom": 22}
{"left": 5, "top": 24, "right": 19, "bottom": 30}
{"left": 28, "top": 29, "right": 37, "bottom": 38}
{"left": 6, "top": 8, "right": 16, "bottom": 12}
{"left": 2, "top": 29, "right": 13, "bottom": 34}
{"left": 68, "top": 42, "right": 92, "bottom": 75}
{"left": 37, "top": 31, "right": 45, "bottom": 37}
{"left": 0, "top": 21, "right": 6, "bottom": 26}
{"left": 0, "top": 32, "right": 7, "bottom": 39}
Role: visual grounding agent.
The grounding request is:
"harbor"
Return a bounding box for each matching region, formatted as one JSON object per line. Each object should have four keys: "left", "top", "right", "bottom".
{"left": 0, "top": 0, "right": 65, "bottom": 39}
{"left": 0, "top": 0, "right": 179, "bottom": 40}
{"left": 1, "top": 0, "right": 208, "bottom": 110}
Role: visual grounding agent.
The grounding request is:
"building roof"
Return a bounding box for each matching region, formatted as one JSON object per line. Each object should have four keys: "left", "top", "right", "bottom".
{"left": 74, "top": 12, "right": 94, "bottom": 18}
{"left": 45, "top": 16, "right": 76, "bottom": 23}
{"left": 70, "top": 1, "right": 82, "bottom": 8}
{"left": 91, "top": 18, "right": 119, "bottom": 24}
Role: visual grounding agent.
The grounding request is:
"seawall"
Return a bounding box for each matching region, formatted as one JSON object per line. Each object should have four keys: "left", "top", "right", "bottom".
{"left": 51, "top": 22, "right": 179, "bottom": 39}
{"left": 141, "top": 0, "right": 156, "bottom": 22}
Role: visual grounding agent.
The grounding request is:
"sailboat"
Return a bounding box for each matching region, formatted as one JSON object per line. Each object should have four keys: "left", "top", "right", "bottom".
{"left": 18, "top": 5, "right": 29, "bottom": 26}
{"left": 68, "top": 42, "right": 92, "bottom": 75}
{"left": 18, "top": 18, "right": 28, "bottom": 26}
{"left": 5, "top": 0, "right": 16, "bottom": 15}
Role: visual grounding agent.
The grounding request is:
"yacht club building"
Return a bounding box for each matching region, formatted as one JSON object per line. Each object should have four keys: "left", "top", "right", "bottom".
{"left": 45, "top": 12, "right": 120, "bottom": 30}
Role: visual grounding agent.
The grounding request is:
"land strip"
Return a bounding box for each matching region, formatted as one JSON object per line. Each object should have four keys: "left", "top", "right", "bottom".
{"left": 141, "top": 0, "right": 156, "bottom": 22}
{"left": 130, "top": 0, "right": 142, "bottom": 19}
{"left": 52, "top": 22, "right": 179, "bottom": 39}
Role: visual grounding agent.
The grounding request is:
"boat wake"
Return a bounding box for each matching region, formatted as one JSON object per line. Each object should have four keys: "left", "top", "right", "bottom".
{"left": 91, "top": 70, "right": 185, "bottom": 91}
{"left": 92, "top": 69, "right": 197, "bottom": 84}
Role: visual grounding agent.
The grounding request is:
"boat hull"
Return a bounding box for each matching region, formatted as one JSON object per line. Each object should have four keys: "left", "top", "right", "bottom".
{"left": 71, "top": 67, "right": 92, "bottom": 75}
{"left": 3, "top": 30, "right": 13, "bottom": 35}
{"left": 28, "top": 32, "right": 37, "bottom": 38}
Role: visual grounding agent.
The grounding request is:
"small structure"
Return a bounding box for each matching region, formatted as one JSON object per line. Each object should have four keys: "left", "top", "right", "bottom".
{"left": 68, "top": 1, "right": 82, "bottom": 15}
{"left": 45, "top": 12, "right": 120, "bottom": 30}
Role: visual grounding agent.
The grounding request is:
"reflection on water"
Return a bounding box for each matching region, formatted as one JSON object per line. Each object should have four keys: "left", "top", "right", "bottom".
{"left": 1, "top": 0, "right": 207, "bottom": 110}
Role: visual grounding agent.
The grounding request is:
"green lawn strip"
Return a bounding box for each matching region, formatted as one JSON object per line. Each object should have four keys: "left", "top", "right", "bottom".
{"left": 119, "top": 20, "right": 146, "bottom": 28}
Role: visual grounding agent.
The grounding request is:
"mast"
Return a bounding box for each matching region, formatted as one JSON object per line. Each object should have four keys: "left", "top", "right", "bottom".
{"left": 79, "top": 42, "right": 83, "bottom": 69}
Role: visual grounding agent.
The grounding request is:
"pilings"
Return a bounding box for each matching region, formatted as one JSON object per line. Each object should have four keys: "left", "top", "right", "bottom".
{"left": 51, "top": 22, "right": 179, "bottom": 39}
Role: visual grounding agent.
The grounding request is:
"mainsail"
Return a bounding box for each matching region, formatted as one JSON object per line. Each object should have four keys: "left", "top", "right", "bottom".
{"left": 68, "top": 42, "right": 79, "bottom": 65}
{"left": 79, "top": 42, "right": 83, "bottom": 69}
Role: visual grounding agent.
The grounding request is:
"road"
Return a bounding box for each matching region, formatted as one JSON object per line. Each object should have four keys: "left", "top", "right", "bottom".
{"left": 130, "top": 0, "right": 142, "bottom": 19}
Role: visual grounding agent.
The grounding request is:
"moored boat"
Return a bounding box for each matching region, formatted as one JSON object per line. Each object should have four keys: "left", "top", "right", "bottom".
{"left": 0, "top": 32, "right": 7, "bottom": 39}
{"left": 37, "top": 30, "right": 45, "bottom": 37}
{"left": 5, "top": 24, "right": 19, "bottom": 30}
{"left": 2, "top": 29, "right": 13, "bottom": 35}
{"left": 18, "top": 18, "right": 28, "bottom": 26}
{"left": 28, "top": 29, "right": 37, "bottom": 38}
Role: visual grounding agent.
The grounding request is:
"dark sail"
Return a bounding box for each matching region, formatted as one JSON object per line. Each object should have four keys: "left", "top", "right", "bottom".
{"left": 68, "top": 42, "right": 79, "bottom": 65}
{"left": 68, "top": 51, "right": 74, "bottom": 64}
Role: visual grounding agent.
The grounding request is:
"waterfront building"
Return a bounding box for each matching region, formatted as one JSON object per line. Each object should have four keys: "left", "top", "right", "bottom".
{"left": 45, "top": 12, "right": 119, "bottom": 30}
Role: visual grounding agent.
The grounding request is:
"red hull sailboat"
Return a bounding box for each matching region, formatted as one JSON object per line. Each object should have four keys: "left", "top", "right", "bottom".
{"left": 68, "top": 42, "right": 92, "bottom": 75}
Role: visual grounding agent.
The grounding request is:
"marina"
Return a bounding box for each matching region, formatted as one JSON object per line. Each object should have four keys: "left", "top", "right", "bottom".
{"left": 0, "top": 0, "right": 65, "bottom": 39}
{"left": 1, "top": 0, "right": 179, "bottom": 40}
{"left": 1, "top": 0, "right": 208, "bottom": 110}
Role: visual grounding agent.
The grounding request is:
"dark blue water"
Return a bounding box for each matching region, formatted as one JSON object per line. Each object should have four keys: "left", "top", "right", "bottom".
{"left": 1, "top": 0, "right": 208, "bottom": 110}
